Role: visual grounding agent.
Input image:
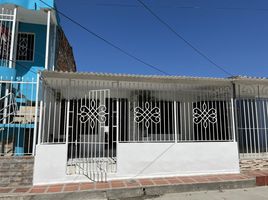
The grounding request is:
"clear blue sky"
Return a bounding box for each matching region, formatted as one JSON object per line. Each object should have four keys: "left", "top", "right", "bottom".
{"left": 56, "top": 0, "right": 268, "bottom": 78}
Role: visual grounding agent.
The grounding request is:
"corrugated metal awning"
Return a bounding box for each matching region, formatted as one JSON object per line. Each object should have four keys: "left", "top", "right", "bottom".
{"left": 41, "top": 70, "right": 268, "bottom": 85}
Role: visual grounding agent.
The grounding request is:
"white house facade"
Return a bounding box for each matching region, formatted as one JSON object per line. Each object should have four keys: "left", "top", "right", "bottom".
{"left": 31, "top": 71, "right": 268, "bottom": 185}
{"left": 0, "top": 1, "right": 267, "bottom": 188}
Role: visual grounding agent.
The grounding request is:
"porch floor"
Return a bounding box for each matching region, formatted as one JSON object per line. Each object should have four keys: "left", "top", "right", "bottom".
{"left": 0, "top": 171, "right": 268, "bottom": 198}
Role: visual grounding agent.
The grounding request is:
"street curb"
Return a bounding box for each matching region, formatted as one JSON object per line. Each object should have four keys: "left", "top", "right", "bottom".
{"left": 0, "top": 178, "right": 256, "bottom": 200}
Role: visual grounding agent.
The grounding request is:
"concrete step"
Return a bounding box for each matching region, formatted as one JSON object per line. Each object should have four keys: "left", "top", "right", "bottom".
{"left": 15, "top": 106, "right": 35, "bottom": 116}
{"left": 12, "top": 106, "right": 36, "bottom": 123}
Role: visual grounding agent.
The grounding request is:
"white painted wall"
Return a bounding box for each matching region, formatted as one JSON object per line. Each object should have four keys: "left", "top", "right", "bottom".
{"left": 33, "top": 144, "right": 88, "bottom": 185}
{"left": 33, "top": 142, "right": 240, "bottom": 185}
{"left": 113, "top": 142, "right": 240, "bottom": 179}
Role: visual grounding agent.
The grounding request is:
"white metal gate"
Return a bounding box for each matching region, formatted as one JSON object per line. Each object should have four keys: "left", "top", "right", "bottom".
{"left": 236, "top": 84, "right": 268, "bottom": 159}
{"left": 66, "top": 89, "right": 117, "bottom": 182}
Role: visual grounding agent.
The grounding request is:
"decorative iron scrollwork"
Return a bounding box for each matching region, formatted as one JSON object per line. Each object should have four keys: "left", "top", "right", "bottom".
{"left": 134, "top": 102, "right": 160, "bottom": 128}
{"left": 18, "top": 36, "right": 28, "bottom": 57}
{"left": 193, "top": 103, "right": 217, "bottom": 128}
{"left": 79, "top": 100, "right": 107, "bottom": 128}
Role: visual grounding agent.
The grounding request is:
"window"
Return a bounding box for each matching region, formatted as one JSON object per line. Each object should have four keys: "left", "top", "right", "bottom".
{"left": 16, "top": 33, "right": 34, "bottom": 61}
{"left": 118, "top": 90, "right": 176, "bottom": 143}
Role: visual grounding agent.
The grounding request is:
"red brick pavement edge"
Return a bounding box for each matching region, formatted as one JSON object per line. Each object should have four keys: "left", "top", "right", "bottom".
{"left": 0, "top": 171, "right": 267, "bottom": 195}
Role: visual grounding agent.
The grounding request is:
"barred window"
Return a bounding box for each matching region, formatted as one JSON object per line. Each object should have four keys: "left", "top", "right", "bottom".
{"left": 16, "top": 33, "right": 35, "bottom": 61}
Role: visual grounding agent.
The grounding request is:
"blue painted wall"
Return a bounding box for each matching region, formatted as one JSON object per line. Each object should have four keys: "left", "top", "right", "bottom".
{"left": 0, "top": 0, "right": 60, "bottom": 81}
{"left": 16, "top": 22, "right": 46, "bottom": 80}
{"left": 0, "top": 0, "right": 58, "bottom": 156}
{"left": 0, "top": 0, "right": 54, "bottom": 10}
{"left": 15, "top": 22, "right": 47, "bottom": 102}
{"left": 0, "top": 66, "right": 16, "bottom": 80}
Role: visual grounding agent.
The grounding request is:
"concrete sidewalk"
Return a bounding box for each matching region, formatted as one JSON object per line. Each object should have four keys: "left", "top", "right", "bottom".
{"left": 0, "top": 171, "right": 267, "bottom": 200}
{"left": 145, "top": 186, "right": 268, "bottom": 200}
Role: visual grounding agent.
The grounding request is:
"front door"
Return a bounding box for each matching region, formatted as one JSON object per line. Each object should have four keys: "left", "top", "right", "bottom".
{"left": 66, "top": 89, "right": 117, "bottom": 182}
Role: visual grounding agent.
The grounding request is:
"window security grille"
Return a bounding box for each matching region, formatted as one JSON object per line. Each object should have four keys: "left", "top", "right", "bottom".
{"left": 16, "top": 33, "right": 34, "bottom": 61}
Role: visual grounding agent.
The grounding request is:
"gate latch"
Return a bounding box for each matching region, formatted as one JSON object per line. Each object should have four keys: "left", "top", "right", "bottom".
{"left": 104, "top": 126, "right": 109, "bottom": 133}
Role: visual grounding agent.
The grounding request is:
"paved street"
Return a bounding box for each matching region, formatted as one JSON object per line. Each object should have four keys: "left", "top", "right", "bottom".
{"left": 143, "top": 186, "right": 268, "bottom": 200}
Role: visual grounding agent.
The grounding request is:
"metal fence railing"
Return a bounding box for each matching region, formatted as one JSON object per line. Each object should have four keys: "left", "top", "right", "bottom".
{"left": 0, "top": 77, "right": 37, "bottom": 156}
{"left": 118, "top": 82, "right": 234, "bottom": 143}
{"left": 40, "top": 78, "right": 235, "bottom": 145}
{"left": 0, "top": 7, "right": 15, "bottom": 68}
{"left": 236, "top": 83, "right": 268, "bottom": 159}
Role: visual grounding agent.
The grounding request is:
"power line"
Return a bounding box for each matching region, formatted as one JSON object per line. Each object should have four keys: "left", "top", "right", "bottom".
{"left": 19, "top": 36, "right": 75, "bottom": 72}
{"left": 5, "top": 43, "right": 54, "bottom": 76}
{"left": 11, "top": 44, "right": 46, "bottom": 75}
{"left": 137, "top": 0, "right": 233, "bottom": 76}
{"left": 5, "top": 28, "right": 75, "bottom": 76}
{"left": 2, "top": 58, "right": 38, "bottom": 76}
{"left": 96, "top": 3, "right": 268, "bottom": 12}
{"left": 2, "top": 43, "right": 71, "bottom": 77}
{"left": 39, "top": 0, "right": 170, "bottom": 75}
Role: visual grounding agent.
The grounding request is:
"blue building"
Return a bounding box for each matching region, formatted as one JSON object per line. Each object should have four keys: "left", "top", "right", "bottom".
{"left": 0, "top": 0, "right": 76, "bottom": 157}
